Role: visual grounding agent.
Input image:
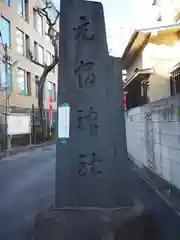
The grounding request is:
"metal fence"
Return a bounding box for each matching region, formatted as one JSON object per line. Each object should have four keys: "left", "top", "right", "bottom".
{"left": 0, "top": 105, "right": 57, "bottom": 152}
{"left": 31, "top": 106, "right": 57, "bottom": 143}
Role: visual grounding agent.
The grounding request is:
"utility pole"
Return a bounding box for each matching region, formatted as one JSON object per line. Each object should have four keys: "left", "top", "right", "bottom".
{"left": 32, "top": 104, "right": 36, "bottom": 144}
{"left": 0, "top": 31, "right": 11, "bottom": 153}
{"left": 0, "top": 32, "right": 18, "bottom": 154}
{"left": 4, "top": 43, "right": 9, "bottom": 153}
{"left": 3, "top": 44, "right": 18, "bottom": 154}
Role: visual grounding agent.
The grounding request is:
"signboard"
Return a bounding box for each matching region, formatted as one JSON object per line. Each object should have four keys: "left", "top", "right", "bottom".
{"left": 7, "top": 115, "right": 31, "bottom": 135}
{"left": 58, "top": 103, "right": 70, "bottom": 139}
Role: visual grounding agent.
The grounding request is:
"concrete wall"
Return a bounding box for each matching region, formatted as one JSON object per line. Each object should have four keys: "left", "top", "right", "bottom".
{"left": 0, "top": 0, "right": 58, "bottom": 110}
{"left": 125, "top": 94, "right": 180, "bottom": 189}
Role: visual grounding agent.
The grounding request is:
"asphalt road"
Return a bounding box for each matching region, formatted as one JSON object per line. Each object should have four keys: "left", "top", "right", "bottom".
{"left": 0, "top": 144, "right": 56, "bottom": 240}
{"left": 0, "top": 144, "right": 180, "bottom": 240}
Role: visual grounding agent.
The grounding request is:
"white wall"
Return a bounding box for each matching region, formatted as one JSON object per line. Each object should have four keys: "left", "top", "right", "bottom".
{"left": 125, "top": 94, "right": 180, "bottom": 189}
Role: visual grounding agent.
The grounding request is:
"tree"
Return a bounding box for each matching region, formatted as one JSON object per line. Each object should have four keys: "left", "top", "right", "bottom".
{"left": 33, "top": 0, "right": 60, "bottom": 139}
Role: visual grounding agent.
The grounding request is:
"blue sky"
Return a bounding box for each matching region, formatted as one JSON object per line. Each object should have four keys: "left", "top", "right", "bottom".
{"left": 53, "top": 0, "right": 156, "bottom": 27}
{"left": 53, "top": 0, "right": 157, "bottom": 56}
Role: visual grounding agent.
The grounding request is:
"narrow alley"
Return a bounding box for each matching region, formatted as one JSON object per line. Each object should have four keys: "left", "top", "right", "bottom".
{"left": 0, "top": 145, "right": 55, "bottom": 240}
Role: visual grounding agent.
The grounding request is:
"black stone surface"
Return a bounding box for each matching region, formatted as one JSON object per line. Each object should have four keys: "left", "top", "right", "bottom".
{"left": 56, "top": 0, "right": 134, "bottom": 208}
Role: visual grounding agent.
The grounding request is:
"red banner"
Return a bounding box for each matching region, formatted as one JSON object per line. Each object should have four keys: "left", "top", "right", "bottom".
{"left": 124, "top": 91, "right": 128, "bottom": 110}
{"left": 49, "top": 96, "right": 52, "bottom": 120}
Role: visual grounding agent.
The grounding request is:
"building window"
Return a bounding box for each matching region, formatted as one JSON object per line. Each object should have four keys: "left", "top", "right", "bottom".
{"left": 35, "top": 75, "right": 39, "bottom": 98}
{"left": 33, "top": 8, "right": 36, "bottom": 29}
{"left": 48, "top": 82, "right": 56, "bottom": 101}
{"left": 141, "top": 80, "right": 150, "bottom": 104}
{"left": 25, "top": 0, "right": 29, "bottom": 22}
{"left": 16, "top": 28, "right": 24, "bottom": 55}
{"left": 37, "top": 45, "right": 44, "bottom": 64}
{"left": 45, "top": 22, "right": 50, "bottom": 40}
{"left": 170, "top": 71, "right": 180, "bottom": 96}
{"left": 0, "top": 17, "right": 11, "bottom": 47}
{"left": 26, "top": 71, "right": 31, "bottom": 95}
{"left": 34, "top": 42, "right": 44, "bottom": 65}
{"left": 3, "top": 0, "right": 9, "bottom": 5}
{"left": 47, "top": 51, "right": 52, "bottom": 65}
{"left": 17, "top": 68, "right": 28, "bottom": 95}
{"left": 0, "top": 61, "right": 12, "bottom": 89}
{"left": 34, "top": 42, "right": 38, "bottom": 61}
{"left": 37, "top": 13, "right": 43, "bottom": 36}
{"left": 25, "top": 34, "right": 30, "bottom": 58}
{"left": 45, "top": 23, "right": 56, "bottom": 41}
{"left": 33, "top": 9, "right": 43, "bottom": 36}
{"left": 16, "top": 0, "right": 25, "bottom": 18}
{"left": 46, "top": 50, "right": 56, "bottom": 72}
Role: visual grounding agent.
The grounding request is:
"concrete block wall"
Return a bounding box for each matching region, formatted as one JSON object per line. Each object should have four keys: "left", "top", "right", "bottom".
{"left": 125, "top": 94, "right": 180, "bottom": 189}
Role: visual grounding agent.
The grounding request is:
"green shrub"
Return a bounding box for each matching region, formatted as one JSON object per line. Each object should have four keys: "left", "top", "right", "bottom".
{"left": 45, "top": 133, "right": 56, "bottom": 141}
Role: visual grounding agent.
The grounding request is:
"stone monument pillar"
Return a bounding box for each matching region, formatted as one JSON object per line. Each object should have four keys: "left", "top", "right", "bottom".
{"left": 56, "top": 0, "right": 135, "bottom": 208}
{"left": 34, "top": 1, "right": 143, "bottom": 239}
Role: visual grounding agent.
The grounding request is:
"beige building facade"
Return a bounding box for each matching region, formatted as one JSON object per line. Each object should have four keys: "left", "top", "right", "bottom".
{"left": 0, "top": 0, "right": 58, "bottom": 113}
{"left": 123, "top": 24, "right": 180, "bottom": 109}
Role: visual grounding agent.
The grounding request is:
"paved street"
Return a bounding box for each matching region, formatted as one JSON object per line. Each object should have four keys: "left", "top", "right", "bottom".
{"left": 0, "top": 144, "right": 180, "bottom": 239}
{"left": 132, "top": 169, "right": 180, "bottom": 239}
{"left": 0, "top": 144, "right": 56, "bottom": 240}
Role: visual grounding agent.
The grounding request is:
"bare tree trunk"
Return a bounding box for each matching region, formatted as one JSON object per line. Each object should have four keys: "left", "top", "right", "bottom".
{"left": 38, "top": 84, "right": 45, "bottom": 141}
{"left": 34, "top": 3, "right": 60, "bottom": 142}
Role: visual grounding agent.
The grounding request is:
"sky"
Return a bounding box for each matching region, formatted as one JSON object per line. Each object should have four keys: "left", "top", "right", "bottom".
{"left": 96, "top": 0, "right": 158, "bottom": 56}
{"left": 52, "top": 0, "right": 158, "bottom": 56}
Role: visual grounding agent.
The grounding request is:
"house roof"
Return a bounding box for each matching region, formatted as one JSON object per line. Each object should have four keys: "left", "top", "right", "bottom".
{"left": 170, "top": 62, "right": 180, "bottom": 74}
{"left": 122, "top": 23, "right": 180, "bottom": 69}
{"left": 123, "top": 68, "right": 154, "bottom": 89}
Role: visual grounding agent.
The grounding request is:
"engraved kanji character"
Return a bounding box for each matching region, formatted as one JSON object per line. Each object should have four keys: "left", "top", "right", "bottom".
{"left": 78, "top": 154, "right": 88, "bottom": 176}
{"left": 73, "top": 16, "right": 94, "bottom": 40}
{"left": 78, "top": 153, "right": 102, "bottom": 176}
{"left": 74, "top": 61, "right": 96, "bottom": 88}
{"left": 90, "top": 153, "right": 102, "bottom": 175}
{"left": 77, "top": 106, "right": 98, "bottom": 135}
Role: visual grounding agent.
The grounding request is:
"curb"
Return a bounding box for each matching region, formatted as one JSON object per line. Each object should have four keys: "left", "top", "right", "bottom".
{"left": 139, "top": 173, "right": 180, "bottom": 217}
{"left": 128, "top": 155, "right": 180, "bottom": 217}
{"left": 0, "top": 141, "right": 56, "bottom": 160}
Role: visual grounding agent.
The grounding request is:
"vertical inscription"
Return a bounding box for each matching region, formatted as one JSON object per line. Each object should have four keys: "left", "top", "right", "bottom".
{"left": 73, "top": 16, "right": 102, "bottom": 177}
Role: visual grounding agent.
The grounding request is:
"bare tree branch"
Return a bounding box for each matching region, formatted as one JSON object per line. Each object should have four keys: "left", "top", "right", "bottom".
{"left": 34, "top": 0, "right": 60, "bottom": 86}
{"left": 52, "top": 10, "right": 60, "bottom": 26}
{"left": 31, "top": 59, "right": 46, "bottom": 68}
{"left": 33, "top": 1, "right": 60, "bottom": 137}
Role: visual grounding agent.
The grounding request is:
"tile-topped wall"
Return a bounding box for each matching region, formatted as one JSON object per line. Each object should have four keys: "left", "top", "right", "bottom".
{"left": 125, "top": 94, "right": 180, "bottom": 189}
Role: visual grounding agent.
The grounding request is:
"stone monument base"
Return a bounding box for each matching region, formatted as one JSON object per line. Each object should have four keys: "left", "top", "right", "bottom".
{"left": 33, "top": 203, "right": 159, "bottom": 240}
